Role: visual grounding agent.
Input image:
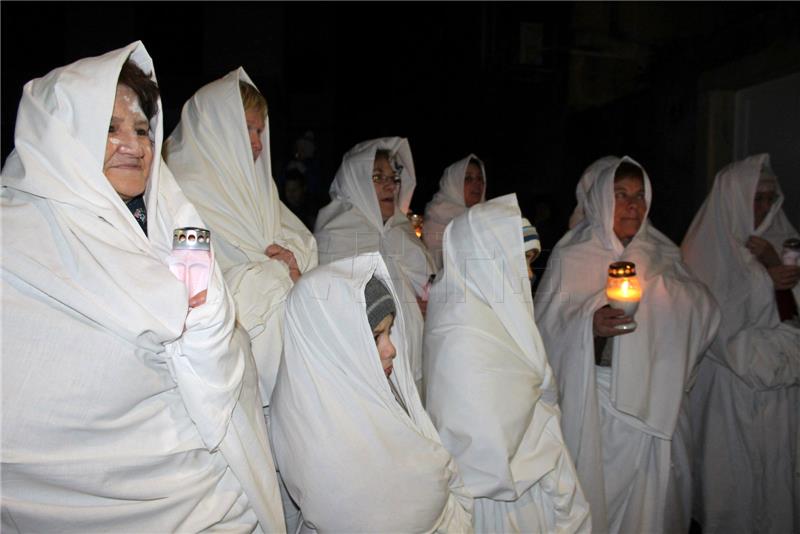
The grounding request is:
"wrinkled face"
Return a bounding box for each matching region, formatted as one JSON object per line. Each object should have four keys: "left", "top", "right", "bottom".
{"left": 463, "top": 162, "right": 484, "bottom": 208}
{"left": 245, "top": 108, "right": 265, "bottom": 162}
{"left": 613, "top": 176, "right": 647, "bottom": 242}
{"left": 104, "top": 84, "right": 154, "bottom": 202}
{"left": 372, "top": 314, "right": 397, "bottom": 377}
{"left": 373, "top": 156, "right": 398, "bottom": 223}
{"left": 753, "top": 180, "right": 778, "bottom": 229}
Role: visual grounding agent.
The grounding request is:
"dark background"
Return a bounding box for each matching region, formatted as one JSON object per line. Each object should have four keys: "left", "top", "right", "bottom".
{"left": 3, "top": 2, "right": 799, "bottom": 256}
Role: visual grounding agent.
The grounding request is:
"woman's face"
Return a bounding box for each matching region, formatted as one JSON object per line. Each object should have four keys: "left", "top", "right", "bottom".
{"left": 612, "top": 176, "right": 646, "bottom": 241}
{"left": 525, "top": 249, "right": 539, "bottom": 281}
{"left": 373, "top": 156, "right": 398, "bottom": 223}
{"left": 104, "top": 84, "right": 154, "bottom": 202}
{"left": 245, "top": 108, "right": 265, "bottom": 162}
{"left": 753, "top": 180, "right": 778, "bottom": 229}
{"left": 372, "top": 313, "right": 396, "bottom": 377}
{"left": 463, "top": 162, "right": 484, "bottom": 208}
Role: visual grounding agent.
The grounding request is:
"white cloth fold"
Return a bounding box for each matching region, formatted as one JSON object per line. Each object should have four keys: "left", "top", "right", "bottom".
{"left": 314, "top": 137, "right": 434, "bottom": 390}
{"left": 271, "top": 252, "right": 473, "bottom": 533}
{"left": 424, "top": 194, "right": 590, "bottom": 533}
{"left": 568, "top": 156, "right": 619, "bottom": 229}
{"left": 682, "top": 153, "right": 800, "bottom": 533}
{"left": 165, "top": 68, "right": 317, "bottom": 407}
{"left": 423, "top": 154, "right": 487, "bottom": 271}
{"left": 1, "top": 42, "right": 284, "bottom": 532}
{"left": 535, "top": 156, "right": 719, "bottom": 533}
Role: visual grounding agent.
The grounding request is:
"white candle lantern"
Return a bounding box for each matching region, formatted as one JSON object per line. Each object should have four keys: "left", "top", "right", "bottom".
{"left": 606, "top": 261, "right": 642, "bottom": 332}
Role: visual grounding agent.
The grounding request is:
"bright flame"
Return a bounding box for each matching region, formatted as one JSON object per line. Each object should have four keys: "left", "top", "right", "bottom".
{"left": 621, "top": 279, "right": 630, "bottom": 296}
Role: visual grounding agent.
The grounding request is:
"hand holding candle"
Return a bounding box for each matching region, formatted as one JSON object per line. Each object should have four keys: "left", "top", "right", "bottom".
{"left": 606, "top": 261, "right": 642, "bottom": 331}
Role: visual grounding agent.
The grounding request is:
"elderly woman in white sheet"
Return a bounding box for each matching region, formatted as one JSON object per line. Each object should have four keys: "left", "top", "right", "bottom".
{"left": 534, "top": 157, "right": 720, "bottom": 534}
{"left": 423, "top": 154, "right": 487, "bottom": 271}
{"left": 314, "top": 138, "right": 434, "bottom": 393}
{"left": 568, "top": 155, "right": 619, "bottom": 229}
{"left": 682, "top": 154, "right": 800, "bottom": 534}
{"left": 270, "top": 252, "right": 473, "bottom": 533}
{"left": 424, "top": 194, "right": 590, "bottom": 533}
{"left": 164, "top": 69, "right": 317, "bottom": 416}
{"left": 1, "top": 42, "right": 284, "bottom": 532}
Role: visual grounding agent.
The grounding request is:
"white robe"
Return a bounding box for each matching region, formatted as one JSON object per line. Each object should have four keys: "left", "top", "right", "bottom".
{"left": 270, "top": 253, "right": 473, "bottom": 533}
{"left": 314, "top": 137, "right": 434, "bottom": 393}
{"left": 535, "top": 156, "right": 720, "bottom": 534}
{"left": 425, "top": 194, "right": 590, "bottom": 533}
{"left": 568, "top": 155, "right": 619, "bottom": 229}
{"left": 681, "top": 153, "right": 800, "bottom": 534}
{"left": 1, "top": 42, "right": 284, "bottom": 533}
{"left": 164, "top": 68, "right": 317, "bottom": 410}
{"left": 422, "top": 154, "right": 487, "bottom": 271}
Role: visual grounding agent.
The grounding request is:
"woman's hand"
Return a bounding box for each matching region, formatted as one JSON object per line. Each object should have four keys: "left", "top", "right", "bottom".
{"left": 746, "top": 236, "right": 781, "bottom": 268}
{"left": 266, "top": 244, "right": 301, "bottom": 283}
{"left": 593, "top": 305, "right": 634, "bottom": 337}
{"left": 767, "top": 265, "right": 800, "bottom": 290}
{"left": 189, "top": 289, "right": 207, "bottom": 308}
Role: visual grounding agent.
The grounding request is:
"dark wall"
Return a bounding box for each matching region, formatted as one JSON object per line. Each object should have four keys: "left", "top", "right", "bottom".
{"left": 3, "top": 2, "right": 797, "bottom": 248}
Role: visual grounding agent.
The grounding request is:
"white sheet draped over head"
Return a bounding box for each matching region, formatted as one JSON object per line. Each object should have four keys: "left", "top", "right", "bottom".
{"left": 682, "top": 154, "right": 800, "bottom": 533}
{"left": 164, "top": 68, "right": 317, "bottom": 406}
{"left": 423, "top": 154, "right": 487, "bottom": 270}
{"left": 424, "top": 194, "right": 590, "bottom": 533}
{"left": 534, "top": 156, "right": 719, "bottom": 532}
{"left": 314, "top": 137, "right": 434, "bottom": 388}
{"left": 568, "top": 155, "right": 619, "bottom": 229}
{"left": 271, "top": 253, "right": 473, "bottom": 532}
{"left": 682, "top": 153, "right": 800, "bottom": 379}
{"left": 1, "top": 42, "right": 284, "bottom": 531}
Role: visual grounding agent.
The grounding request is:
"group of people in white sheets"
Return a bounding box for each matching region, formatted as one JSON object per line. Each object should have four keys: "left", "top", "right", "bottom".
{"left": 2, "top": 41, "right": 798, "bottom": 534}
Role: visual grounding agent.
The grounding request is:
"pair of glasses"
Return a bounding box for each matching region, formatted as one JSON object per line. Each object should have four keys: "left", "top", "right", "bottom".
{"left": 372, "top": 173, "right": 401, "bottom": 186}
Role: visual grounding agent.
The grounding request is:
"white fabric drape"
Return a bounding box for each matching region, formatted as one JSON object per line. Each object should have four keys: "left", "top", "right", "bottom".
{"left": 164, "top": 68, "right": 317, "bottom": 410}
{"left": 568, "top": 155, "right": 619, "bottom": 229}
{"left": 314, "top": 137, "right": 434, "bottom": 391}
{"left": 682, "top": 153, "right": 800, "bottom": 533}
{"left": 424, "top": 194, "right": 590, "bottom": 533}
{"left": 271, "top": 252, "right": 473, "bottom": 533}
{"left": 423, "top": 154, "right": 487, "bottom": 271}
{"left": 1, "top": 42, "right": 284, "bottom": 533}
{"left": 534, "top": 156, "right": 719, "bottom": 533}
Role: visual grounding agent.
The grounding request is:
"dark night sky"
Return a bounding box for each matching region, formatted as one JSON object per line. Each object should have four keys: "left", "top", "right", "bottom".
{"left": 2, "top": 2, "right": 798, "bottom": 251}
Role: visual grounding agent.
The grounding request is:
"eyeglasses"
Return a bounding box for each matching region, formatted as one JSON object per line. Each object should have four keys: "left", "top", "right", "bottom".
{"left": 372, "top": 173, "right": 401, "bottom": 186}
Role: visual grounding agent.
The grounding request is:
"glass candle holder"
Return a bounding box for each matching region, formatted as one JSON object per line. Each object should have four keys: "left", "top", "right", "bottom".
{"left": 606, "top": 261, "right": 642, "bottom": 332}
{"left": 168, "top": 227, "right": 212, "bottom": 301}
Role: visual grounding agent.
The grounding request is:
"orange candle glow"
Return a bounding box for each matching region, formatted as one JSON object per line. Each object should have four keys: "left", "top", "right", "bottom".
{"left": 606, "top": 262, "right": 642, "bottom": 327}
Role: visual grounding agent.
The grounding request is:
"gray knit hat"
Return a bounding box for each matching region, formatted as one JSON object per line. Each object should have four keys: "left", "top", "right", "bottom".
{"left": 364, "top": 276, "right": 396, "bottom": 330}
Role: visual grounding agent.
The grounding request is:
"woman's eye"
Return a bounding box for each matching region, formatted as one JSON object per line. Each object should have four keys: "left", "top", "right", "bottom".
{"left": 136, "top": 129, "right": 149, "bottom": 137}
{"left": 108, "top": 125, "right": 116, "bottom": 133}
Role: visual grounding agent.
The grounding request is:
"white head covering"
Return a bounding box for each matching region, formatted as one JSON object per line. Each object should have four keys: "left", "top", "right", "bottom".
{"left": 682, "top": 153, "right": 800, "bottom": 384}
{"left": 271, "top": 253, "right": 473, "bottom": 532}
{"left": 423, "top": 154, "right": 487, "bottom": 270}
{"left": 568, "top": 155, "right": 619, "bottom": 229}
{"left": 534, "top": 156, "right": 719, "bottom": 531}
{"left": 425, "top": 194, "right": 590, "bottom": 532}
{"left": 314, "top": 138, "right": 435, "bottom": 389}
{"left": 164, "top": 69, "right": 317, "bottom": 406}
{"left": 1, "top": 42, "right": 284, "bottom": 532}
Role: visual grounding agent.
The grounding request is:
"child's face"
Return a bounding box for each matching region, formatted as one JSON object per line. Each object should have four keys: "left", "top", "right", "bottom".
{"left": 372, "top": 314, "right": 396, "bottom": 377}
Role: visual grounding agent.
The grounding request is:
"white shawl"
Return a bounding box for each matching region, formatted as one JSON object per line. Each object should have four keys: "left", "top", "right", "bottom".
{"left": 534, "top": 156, "right": 719, "bottom": 531}
{"left": 271, "top": 253, "right": 473, "bottom": 533}
{"left": 1, "top": 42, "right": 284, "bottom": 532}
{"left": 682, "top": 153, "right": 800, "bottom": 386}
{"left": 425, "top": 194, "right": 590, "bottom": 533}
{"left": 423, "top": 154, "right": 487, "bottom": 271}
{"left": 314, "top": 137, "right": 434, "bottom": 387}
{"left": 164, "top": 68, "right": 317, "bottom": 406}
{"left": 568, "top": 155, "right": 619, "bottom": 229}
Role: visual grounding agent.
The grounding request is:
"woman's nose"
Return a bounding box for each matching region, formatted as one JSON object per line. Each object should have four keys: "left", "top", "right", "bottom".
{"left": 116, "top": 130, "right": 144, "bottom": 156}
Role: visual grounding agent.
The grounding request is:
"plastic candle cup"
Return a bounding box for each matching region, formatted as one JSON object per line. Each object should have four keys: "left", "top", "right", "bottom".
{"left": 606, "top": 261, "right": 642, "bottom": 332}
{"left": 168, "top": 227, "right": 212, "bottom": 301}
{"left": 782, "top": 238, "right": 800, "bottom": 266}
